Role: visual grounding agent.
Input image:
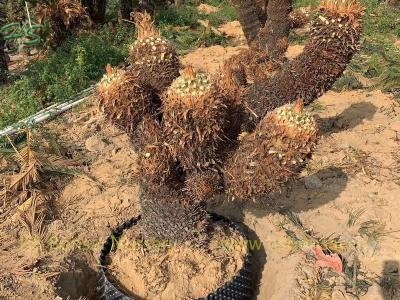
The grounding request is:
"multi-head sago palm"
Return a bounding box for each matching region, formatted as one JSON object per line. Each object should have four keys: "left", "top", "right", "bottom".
{"left": 96, "top": 0, "right": 364, "bottom": 243}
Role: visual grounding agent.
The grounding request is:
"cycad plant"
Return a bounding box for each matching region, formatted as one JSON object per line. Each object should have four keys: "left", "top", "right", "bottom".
{"left": 35, "top": 0, "right": 89, "bottom": 47}
{"left": 96, "top": 0, "right": 363, "bottom": 294}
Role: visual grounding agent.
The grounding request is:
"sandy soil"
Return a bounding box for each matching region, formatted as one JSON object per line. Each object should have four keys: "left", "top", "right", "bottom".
{"left": 182, "top": 44, "right": 246, "bottom": 73}
{"left": 109, "top": 221, "right": 246, "bottom": 299}
{"left": 1, "top": 22, "right": 400, "bottom": 300}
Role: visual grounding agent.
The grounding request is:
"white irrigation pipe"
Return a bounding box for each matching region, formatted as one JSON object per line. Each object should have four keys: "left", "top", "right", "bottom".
{"left": 0, "top": 85, "right": 95, "bottom": 138}
{"left": 25, "top": 1, "right": 32, "bottom": 28}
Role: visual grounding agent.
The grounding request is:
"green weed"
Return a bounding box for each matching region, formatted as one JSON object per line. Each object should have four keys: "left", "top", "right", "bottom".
{"left": 0, "top": 24, "right": 134, "bottom": 130}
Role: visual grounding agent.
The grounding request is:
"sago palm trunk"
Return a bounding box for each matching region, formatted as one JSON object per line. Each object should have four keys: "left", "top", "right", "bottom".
{"left": 254, "top": 0, "right": 292, "bottom": 57}
{"left": 242, "top": 1, "right": 364, "bottom": 129}
{"left": 231, "top": 0, "right": 263, "bottom": 43}
{"left": 82, "top": 0, "right": 107, "bottom": 23}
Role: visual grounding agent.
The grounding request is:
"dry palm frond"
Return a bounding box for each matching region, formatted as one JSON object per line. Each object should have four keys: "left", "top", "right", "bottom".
{"left": 19, "top": 196, "right": 47, "bottom": 244}
{"left": 35, "top": 0, "right": 88, "bottom": 47}
{"left": 320, "top": 0, "right": 363, "bottom": 13}
{"left": 56, "top": 0, "right": 88, "bottom": 27}
{"left": 36, "top": 0, "right": 88, "bottom": 28}
{"left": 5, "top": 130, "right": 42, "bottom": 193}
{"left": 1, "top": 129, "right": 73, "bottom": 206}
{"left": 134, "top": 11, "right": 160, "bottom": 40}
{"left": 8, "top": 162, "right": 41, "bottom": 192}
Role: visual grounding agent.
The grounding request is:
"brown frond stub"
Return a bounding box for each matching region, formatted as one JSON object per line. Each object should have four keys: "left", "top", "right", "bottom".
{"left": 224, "top": 102, "right": 318, "bottom": 200}
{"left": 134, "top": 11, "right": 160, "bottom": 41}
{"left": 162, "top": 68, "right": 228, "bottom": 172}
{"left": 96, "top": 66, "right": 154, "bottom": 135}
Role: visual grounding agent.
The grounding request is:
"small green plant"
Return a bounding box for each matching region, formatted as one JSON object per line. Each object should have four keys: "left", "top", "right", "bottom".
{"left": 347, "top": 208, "right": 366, "bottom": 227}
{"left": 333, "top": 71, "right": 363, "bottom": 91}
{"left": 358, "top": 220, "right": 386, "bottom": 242}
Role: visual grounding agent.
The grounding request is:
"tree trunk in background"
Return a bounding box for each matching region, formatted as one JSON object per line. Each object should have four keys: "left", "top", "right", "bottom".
{"left": 82, "top": 0, "right": 107, "bottom": 23}
{"left": 385, "top": 0, "right": 399, "bottom": 6}
{"left": 0, "top": 0, "right": 7, "bottom": 84}
{"left": 254, "top": 0, "right": 292, "bottom": 57}
{"left": 256, "top": 0, "right": 269, "bottom": 25}
{"left": 120, "top": 0, "right": 135, "bottom": 19}
{"left": 0, "top": 34, "right": 8, "bottom": 84}
{"left": 174, "top": 0, "right": 184, "bottom": 6}
{"left": 231, "top": 0, "right": 263, "bottom": 43}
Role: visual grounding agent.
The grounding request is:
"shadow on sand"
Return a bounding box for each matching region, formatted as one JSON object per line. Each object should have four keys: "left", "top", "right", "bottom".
{"left": 380, "top": 260, "right": 400, "bottom": 300}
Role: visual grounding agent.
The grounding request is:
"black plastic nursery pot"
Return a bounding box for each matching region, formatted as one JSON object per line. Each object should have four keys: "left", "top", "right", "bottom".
{"left": 97, "top": 214, "right": 255, "bottom": 300}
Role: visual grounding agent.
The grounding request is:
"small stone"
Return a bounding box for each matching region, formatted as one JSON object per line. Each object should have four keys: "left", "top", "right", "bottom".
{"left": 121, "top": 197, "right": 130, "bottom": 209}
{"left": 304, "top": 175, "right": 323, "bottom": 189}
{"left": 112, "top": 147, "right": 121, "bottom": 155}
{"left": 85, "top": 136, "right": 107, "bottom": 152}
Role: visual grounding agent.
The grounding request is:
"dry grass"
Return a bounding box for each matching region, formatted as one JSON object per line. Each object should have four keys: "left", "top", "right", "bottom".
{"left": 392, "top": 151, "right": 400, "bottom": 185}
{"left": 280, "top": 209, "right": 349, "bottom": 255}
{"left": 339, "top": 146, "right": 379, "bottom": 180}
{"left": 358, "top": 220, "right": 386, "bottom": 243}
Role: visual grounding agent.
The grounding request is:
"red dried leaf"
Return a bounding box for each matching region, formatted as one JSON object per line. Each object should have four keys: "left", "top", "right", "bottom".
{"left": 314, "top": 245, "right": 343, "bottom": 273}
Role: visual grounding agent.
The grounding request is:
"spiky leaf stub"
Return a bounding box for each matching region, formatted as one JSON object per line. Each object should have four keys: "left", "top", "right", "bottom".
{"left": 214, "top": 61, "right": 248, "bottom": 149}
{"left": 243, "top": 0, "right": 364, "bottom": 129}
{"left": 96, "top": 66, "right": 153, "bottom": 135}
{"left": 130, "top": 12, "right": 180, "bottom": 93}
{"left": 162, "top": 67, "right": 227, "bottom": 172}
{"left": 312, "top": 0, "right": 363, "bottom": 57}
{"left": 289, "top": 8, "right": 310, "bottom": 29}
{"left": 224, "top": 101, "right": 318, "bottom": 201}
{"left": 229, "top": 48, "right": 285, "bottom": 84}
{"left": 140, "top": 183, "right": 209, "bottom": 243}
{"left": 136, "top": 116, "right": 177, "bottom": 184}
